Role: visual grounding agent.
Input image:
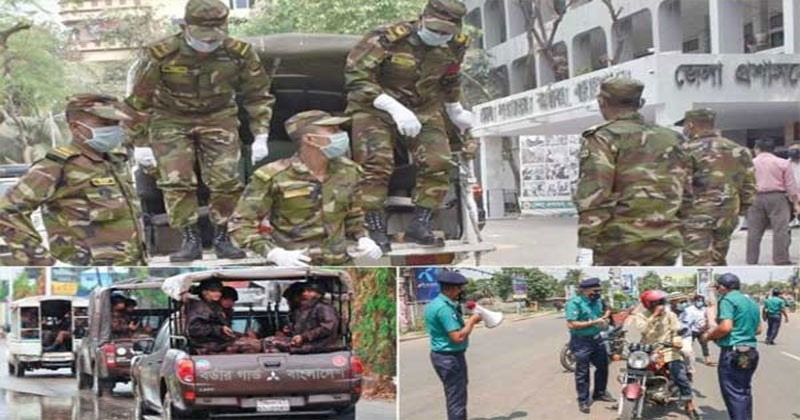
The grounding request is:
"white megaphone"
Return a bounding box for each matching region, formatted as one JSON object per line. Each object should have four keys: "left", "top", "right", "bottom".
{"left": 466, "top": 301, "right": 504, "bottom": 328}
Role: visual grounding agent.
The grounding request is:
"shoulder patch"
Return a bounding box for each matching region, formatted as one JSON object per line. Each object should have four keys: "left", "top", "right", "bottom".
{"left": 224, "top": 37, "right": 251, "bottom": 58}
{"left": 382, "top": 23, "right": 413, "bottom": 43}
{"left": 148, "top": 35, "right": 180, "bottom": 60}
{"left": 252, "top": 158, "right": 292, "bottom": 183}
{"left": 45, "top": 145, "right": 82, "bottom": 163}
{"left": 581, "top": 120, "right": 612, "bottom": 138}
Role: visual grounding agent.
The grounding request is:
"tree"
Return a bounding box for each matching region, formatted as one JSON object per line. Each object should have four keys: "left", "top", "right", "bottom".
{"left": 638, "top": 271, "right": 662, "bottom": 293}
{"left": 495, "top": 267, "right": 559, "bottom": 303}
{"left": 600, "top": 0, "right": 626, "bottom": 65}
{"left": 563, "top": 268, "right": 584, "bottom": 287}
{"left": 515, "top": 0, "right": 578, "bottom": 85}
{"left": 12, "top": 270, "right": 37, "bottom": 300}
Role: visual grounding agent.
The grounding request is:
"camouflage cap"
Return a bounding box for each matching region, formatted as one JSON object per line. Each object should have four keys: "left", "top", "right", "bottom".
{"left": 674, "top": 108, "right": 716, "bottom": 126}
{"left": 185, "top": 0, "right": 229, "bottom": 27}
{"left": 65, "top": 93, "right": 131, "bottom": 121}
{"left": 597, "top": 77, "right": 645, "bottom": 102}
{"left": 285, "top": 110, "right": 350, "bottom": 141}
{"left": 422, "top": 0, "right": 467, "bottom": 34}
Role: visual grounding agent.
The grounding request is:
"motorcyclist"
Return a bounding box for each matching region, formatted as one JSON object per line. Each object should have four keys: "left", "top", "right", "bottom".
{"left": 630, "top": 290, "right": 699, "bottom": 418}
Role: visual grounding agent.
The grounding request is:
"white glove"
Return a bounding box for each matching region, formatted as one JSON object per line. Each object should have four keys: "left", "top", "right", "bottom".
{"left": 266, "top": 247, "right": 310, "bottom": 267}
{"left": 373, "top": 93, "right": 421, "bottom": 137}
{"left": 252, "top": 134, "right": 269, "bottom": 164}
{"left": 576, "top": 247, "right": 594, "bottom": 267}
{"left": 133, "top": 147, "right": 157, "bottom": 167}
{"left": 444, "top": 102, "right": 474, "bottom": 134}
{"left": 349, "top": 237, "right": 383, "bottom": 260}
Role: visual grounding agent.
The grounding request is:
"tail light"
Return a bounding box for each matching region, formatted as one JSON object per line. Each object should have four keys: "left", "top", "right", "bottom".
{"left": 177, "top": 359, "right": 195, "bottom": 384}
{"left": 349, "top": 356, "right": 364, "bottom": 376}
{"left": 102, "top": 344, "right": 116, "bottom": 367}
{"left": 472, "top": 184, "right": 483, "bottom": 202}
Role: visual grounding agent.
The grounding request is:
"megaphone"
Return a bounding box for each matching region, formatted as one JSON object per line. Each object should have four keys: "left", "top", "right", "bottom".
{"left": 466, "top": 301, "right": 504, "bottom": 328}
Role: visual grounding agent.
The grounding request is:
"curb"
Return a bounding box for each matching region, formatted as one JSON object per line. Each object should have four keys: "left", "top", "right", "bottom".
{"left": 399, "top": 310, "right": 561, "bottom": 342}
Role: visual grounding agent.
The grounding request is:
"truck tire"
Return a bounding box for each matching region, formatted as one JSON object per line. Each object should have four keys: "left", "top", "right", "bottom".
{"left": 15, "top": 364, "right": 24, "bottom": 378}
{"left": 332, "top": 405, "right": 356, "bottom": 420}
{"left": 8, "top": 362, "right": 15, "bottom": 376}
{"left": 76, "top": 359, "right": 91, "bottom": 390}
{"left": 162, "top": 391, "right": 194, "bottom": 420}
{"left": 92, "top": 364, "right": 112, "bottom": 397}
{"left": 619, "top": 398, "right": 638, "bottom": 420}
{"left": 133, "top": 379, "right": 150, "bottom": 420}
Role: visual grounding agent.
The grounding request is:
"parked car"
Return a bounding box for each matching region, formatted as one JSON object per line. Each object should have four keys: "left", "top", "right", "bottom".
{"left": 6, "top": 295, "right": 88, "bottom": 377}
{"left": 75, "top": 280, "right": 170, "bottom": 397}
{"left": 131, "top": 268, "right": 362, "bottom": 419}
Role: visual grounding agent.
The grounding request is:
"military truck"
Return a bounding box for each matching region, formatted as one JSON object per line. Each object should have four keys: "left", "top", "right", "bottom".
{"left": 136, "top": 33, "right": 493, "bottom": 266}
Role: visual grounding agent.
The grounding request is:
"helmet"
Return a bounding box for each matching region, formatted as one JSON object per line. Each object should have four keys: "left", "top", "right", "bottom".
{"left": 772, "top": 288, "right": 781, "bottom": 296}
{"left": 222, "top": 286, "right": 239, "bottom": 301}
{"left": 640, "top": 290, "right": 668, "bottom": 309}
{"left": 111, "top": 292, "right": 128, "bottom": 304}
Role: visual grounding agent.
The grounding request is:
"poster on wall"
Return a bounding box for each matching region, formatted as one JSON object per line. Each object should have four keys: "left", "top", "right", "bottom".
{"left": 519, "top": 134, "right": 581, "bottom": 215}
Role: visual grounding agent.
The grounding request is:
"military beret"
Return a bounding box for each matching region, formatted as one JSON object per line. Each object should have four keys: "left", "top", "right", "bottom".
{"left": 423, "top": 0, "right": 467, "bottom": 34}
{"left": 192, "top": 279, "right": 224, "bottom": 294}
{"left": 302, "top": 280, "right": 328, "bottom": 294}
{"left": 221, "top": 286, "right": 238, "bottom": 301}
{"left": 65, "top": 94, "right": 131, "bottom": 121}
{"left": 437, "top": 271, "right": 468, "bottom": 285}
{"left": 579, "top": 277, "right": 601, "bottom": 289}
{"left": 597, "top": 77, "right": 644, "bottom": 101}
{"left": 285, "top": 110, "right": 350, "bottom": 141}
{"left": 674, "top": 108, "right": 716, "bottom": 126}
{"left": 110, "top": 292, "right": 128, "bottom": 303}
{"left": 716, "top": 273, "right": 741, "bottom": 290}
{"left": 185, "top": 0, "right": 228, "bottom": 27}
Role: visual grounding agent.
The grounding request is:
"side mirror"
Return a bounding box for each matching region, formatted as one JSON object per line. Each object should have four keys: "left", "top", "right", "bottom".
{"left": 170, "top": 335, "right": 188, "bottom": 350}
{"left": 134, "top": 339, "right": 155, "bottom": 354}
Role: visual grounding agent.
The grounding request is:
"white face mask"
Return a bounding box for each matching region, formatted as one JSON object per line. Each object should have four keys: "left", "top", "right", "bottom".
{"left": 185, "top": 32, "right": 222, "bottom": 53}
{"left": 76, "top": 121, "right": 123, "bottom": 153}
{"left": 417, "top": 23, "right": 453, "bottom": 47}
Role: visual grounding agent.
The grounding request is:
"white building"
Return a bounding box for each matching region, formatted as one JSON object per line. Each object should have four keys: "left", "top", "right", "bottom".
{"left": 467, "top": 0, "right": 800, "bottom": 218}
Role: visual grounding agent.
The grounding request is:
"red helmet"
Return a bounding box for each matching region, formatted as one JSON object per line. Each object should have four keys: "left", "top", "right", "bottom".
{"left": 640, "top": 290, "right": 668, "bottom": 309}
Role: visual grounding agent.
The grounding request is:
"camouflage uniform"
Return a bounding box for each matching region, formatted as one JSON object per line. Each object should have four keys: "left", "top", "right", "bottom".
{"left": 678, "top": 109, "right": 756, "bottom": 266}
{"left": 0, "top": 95, "right": 145, "bottom": 266}
{"left": 344, "top": 1, "right": 468, "bottom": 212}
{"left": 125, "top": 0, "right": 274, "bottom": 231}
{"left": 229, "top": 111, "right": 367, "bottom": 266}
{"left": 290, "top": 297, "right": 341, "bottom": 354}
{"left": 186, "top": 298, "right": 261, "bottom": 354}
{"left": 575, "top": 78, "right": 689, "bottom": 266}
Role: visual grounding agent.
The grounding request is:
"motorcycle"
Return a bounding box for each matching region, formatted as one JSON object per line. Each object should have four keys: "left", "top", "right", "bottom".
{"left": 617, "top": 341, "right": 696, "bottom": 420}
{"left": 560, "top": 324, "right": 627, "bottom": 372}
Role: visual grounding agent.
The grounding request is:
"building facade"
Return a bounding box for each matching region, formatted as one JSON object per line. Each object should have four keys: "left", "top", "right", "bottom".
{"left": 467, "top": 0, "right": 800, "bottom": 217}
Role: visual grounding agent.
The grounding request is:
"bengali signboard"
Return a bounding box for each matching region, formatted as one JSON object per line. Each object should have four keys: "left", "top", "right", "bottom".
{"left": 519, "top": 134, "right": 581, "bottom": 214}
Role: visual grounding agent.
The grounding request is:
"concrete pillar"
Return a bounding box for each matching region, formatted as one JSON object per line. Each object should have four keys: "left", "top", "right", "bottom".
{"left": 655, "top": 0, "right": 683, "bottom": 52}
{"left": 785, "top": 0, "right": 800, "bottom": 53}
{"left": 709, "top": 0, "right": 744, "bottom": 53}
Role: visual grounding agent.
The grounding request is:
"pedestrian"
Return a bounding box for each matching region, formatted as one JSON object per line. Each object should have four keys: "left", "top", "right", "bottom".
{"left": 574, "top": 78, "right": 688, "bottom": 266}
{"left": 746, "top": 137, "right": 799, "bottom": 265}
{"left": 700, "top": 273, "right": 762, "bottom": 420}
{"left": 789, "top": 147, "right": 800, "bottom": 228}
{"left": 424, "top": 271, "right": 482, "bottom": 420}
{"left": 0, "top": 94, "right": 145, "bottom": 266}
{"left": 677, "top": 108, "right": 756, "bottom": 266}
{"left": 345, "top": 0, "right": 474, "bottom": 252}
{"left": 762, "top": 288, "right": 789, "bottom": 345}
{"left": 125, "top": 0, "right": 275, "bottom": 262}
{"left": 228, "top": 110, "right": 383, "bottom": 266}
{"left": 565, "top": 277, "right": 614, "bottom": 414}
{"left": 668, "top": 292, "right": 697, "bottom": 377}
{"left": 686, "top": 295, "right": 715, "bottom": 366}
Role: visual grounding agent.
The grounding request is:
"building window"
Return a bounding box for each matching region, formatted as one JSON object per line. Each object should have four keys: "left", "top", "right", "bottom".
{"left": 465, "top": 8, "right": 483, "bottom": 49}
{"left": 230, "top": 0, "right": 252, "bottom": 9}
{"left": 484, "top": 0, "right": 507, "bottom": 48}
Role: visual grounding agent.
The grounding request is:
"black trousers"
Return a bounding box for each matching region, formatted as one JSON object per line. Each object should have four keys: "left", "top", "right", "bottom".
{"left": 430, "top": 351, "right": 468, "bottom": 420}
{"left": 570, "top": 335, "right": 609, "bottom": 404}
{"left": 766, "top": 315, "right": 782, "bottom": 343}
{"left": 718, "top": 347, "right": 759, "bottom": 420}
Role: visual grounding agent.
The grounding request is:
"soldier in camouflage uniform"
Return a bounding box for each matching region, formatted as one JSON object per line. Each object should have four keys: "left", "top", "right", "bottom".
{"left": 677, "top": 109, "right": 756, "bottom": 266}
{"left": 574, "top": 78, "right": 689, "bottom": 266}
{"left": 345, "top": 0, "right": 474, "bottom": 251}
{"left": 0, "top": 94, "right": 145, "bottom": 266}
{"left": 125, "top": 0, "right": 275, "bottom": 262}
{"left": 229, "top": 111, "right": 383, "bottom": 266}
{"left": 186, "top": 279, "right": 262, "bottom": 354}
{"left": 288, "top": 281, "right": 341, "bottom": 354}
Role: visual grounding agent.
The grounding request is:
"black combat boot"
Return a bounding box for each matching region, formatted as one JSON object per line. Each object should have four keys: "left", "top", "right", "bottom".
{"left": 405, "top": 206, "right": 444, "bottom": 246}
{"left": 365, "top": 210, "right": 392, "bottom": 252}
{"left": 169, "top": 224, "right": 203, "bottom": 262}
{"left": 213, "top": 224, "right": 246, "bottom": 259}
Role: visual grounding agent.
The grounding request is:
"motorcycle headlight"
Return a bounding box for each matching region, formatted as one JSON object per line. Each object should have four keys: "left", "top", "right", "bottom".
{"left": 628, "top": 351, "right": 649, "bottom": 369}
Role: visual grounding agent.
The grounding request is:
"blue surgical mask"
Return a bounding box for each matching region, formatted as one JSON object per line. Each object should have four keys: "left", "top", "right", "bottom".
{"left": 589, "top": 292, "right": 601, "bottom": 301}
{"left": 418, "top": 24, "right": 453, "bottom": 47}
{"left": 320, "top": 132, "right": 350, "bottom": 159}
{"left": 77, "top": 121, "right": 124, "bottom": 153}
{"left": 185, "top": 33, "right": 222, "bottom": 53}
{"left": 677, "top": 302, "right": 688, "bottom": 312}
{"left": 694, "top": 301, "right": 704, "bottom": 308}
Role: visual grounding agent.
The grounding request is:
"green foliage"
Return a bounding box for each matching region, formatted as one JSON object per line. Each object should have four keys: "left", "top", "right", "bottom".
{"left": 352, "top": 268, "right": 396, "bottom": 377}
{"left": 638, "top": 271, "right": 663, "bottom": 292}
{"left": 12, "top": 270, "right": 38, "bottom": 300}
{"left": 492, "top": 267, "right": 559, "bottom": 302}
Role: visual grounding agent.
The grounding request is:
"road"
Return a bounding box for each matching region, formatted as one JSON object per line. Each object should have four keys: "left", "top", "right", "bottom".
{"left": 460, "top": 216, "right": 800, "bottom": 266}
{"left": 0, "top": 341, "right": 396, "bottom": 420}
{"left": 400, "top": 312, "right": 800, "bottom": 420}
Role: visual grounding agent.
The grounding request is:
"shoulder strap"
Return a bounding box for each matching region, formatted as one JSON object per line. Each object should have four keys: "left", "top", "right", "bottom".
{"left": 45, "top": 145, "right": 82, "bottom": 164}
{"left": 379, "top": 22, "right": 414, "bottom": 44}
{"left": 223, "top": 37, "right": 252, "bottom": 59}
{"left": 148, "top": 35, "right": 181, "bottom": 60}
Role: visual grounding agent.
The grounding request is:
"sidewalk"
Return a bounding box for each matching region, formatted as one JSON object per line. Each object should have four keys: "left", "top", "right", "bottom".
{"left": 400, "top": 309, "right": 559, "bottom": 342}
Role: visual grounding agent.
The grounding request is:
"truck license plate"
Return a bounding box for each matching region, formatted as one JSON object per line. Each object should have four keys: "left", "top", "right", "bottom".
{"left": 256, "top": 399, "right": 290, "bottom": 413}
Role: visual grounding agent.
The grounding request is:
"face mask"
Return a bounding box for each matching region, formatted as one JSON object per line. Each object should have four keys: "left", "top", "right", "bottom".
{"left": 418, "top": 23, "right": 453, "bottom": 47}
{"left": 185, "top": 33, "right": 222, "bottom": 53}
{"left": 589, "top": 292, "right": 601, "bottom": 301}
{"left": 694, "top": 301, "right": 704, "bottom": 308}
{"left": 76, "top": 121, "right": 123, "bottom": 153}
{"left": 320, "top": 132, "right": 350, "bottom": 159}
{"left": 676, "top": 302, "right": 688, "bottom": 312}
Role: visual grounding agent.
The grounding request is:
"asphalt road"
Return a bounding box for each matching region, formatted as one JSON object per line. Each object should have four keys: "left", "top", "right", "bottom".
{"left": 399, "top": 312, "right": 800, "bottom": 420}
{"left": 0, "top": 341, "right": 396, "bottom": 420}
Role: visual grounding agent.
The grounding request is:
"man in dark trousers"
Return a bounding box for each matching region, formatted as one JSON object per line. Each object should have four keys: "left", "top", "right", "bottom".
{"left": 565, "top": 277, "right": 615, "bottom": 414}
{"left": 763, "top": 288, "right": 789, "bottom": 345}
{"left": 424, "top": 271, "right": 482, "bottom": 420}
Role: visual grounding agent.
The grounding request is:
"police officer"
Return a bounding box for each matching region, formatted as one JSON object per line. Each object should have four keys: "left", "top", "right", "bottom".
{"left": 345, "top": 0, "right": 474, "bottom": 251}
{"left": 229, "top": 110, "right": 383, "bottom": 266}
{"left": 424, "top": 271, "right": 482, "bottom": 420}
{"left": 678, "top": 108, "right": 756, "bottom": 266}
{"left": 700, "top": 273, "right": 762, "bottom": 420}
{"left": 565, "top": 278, "right": 614, "bottom": 414}
{"left": 574, "top": 78, "right": 688, "bottom": 266}
{"left": 126, "top": 0, "right": 275, "bottom": 262}
{"left": 762, "top": 288, "right": 789, "bottom": 345}
{"left": 0, "top": 94, "right": 145, "bottom": 266}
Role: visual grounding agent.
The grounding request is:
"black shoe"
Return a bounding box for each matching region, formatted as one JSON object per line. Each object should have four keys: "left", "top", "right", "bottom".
{"left": 213, "top": 224, "right": 246, "bottom": 259}
{"left": 592, "top": 392, "right": 615, "bottom": 403}
{"left": 405, "top": 206, "right": 444, "bottom": 246}
{"left": 579, "top": 402, "right": 590, "bottom": 414}
{"left": 365, "top": 210, "right": 391, "bottom": 252}
{"left": 170, "top": 225, "right": 203, "bottom": 262}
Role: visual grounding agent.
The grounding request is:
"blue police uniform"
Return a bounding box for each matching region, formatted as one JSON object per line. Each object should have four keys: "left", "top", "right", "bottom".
{"left": 763, "top": 295, "right": 786, "bottom": 344}
{"left": 565, "top": 278, "right": 608, "bottom": 407}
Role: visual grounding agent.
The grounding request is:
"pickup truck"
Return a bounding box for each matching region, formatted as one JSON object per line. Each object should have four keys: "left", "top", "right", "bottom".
{"left": 131, "top": 268, "right": 362, "bottom": 419}
{"left": 137, "top": 33, "right": 493, "bottom": 266}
